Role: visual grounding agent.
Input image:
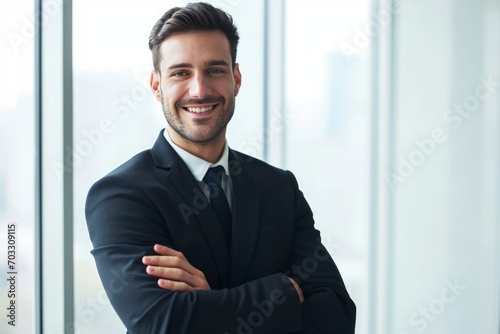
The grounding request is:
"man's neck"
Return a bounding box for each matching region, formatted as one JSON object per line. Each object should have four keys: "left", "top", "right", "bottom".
{"left": 167, "top": 128, "right": 226, "bottom": 164}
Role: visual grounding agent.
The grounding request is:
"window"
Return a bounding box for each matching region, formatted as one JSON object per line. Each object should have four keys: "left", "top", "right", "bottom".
{"left": 283, "top": 1, "right": 371, "bottom": 332}
{"left": 0, "top": 0, "right": 36, "bottom": 332}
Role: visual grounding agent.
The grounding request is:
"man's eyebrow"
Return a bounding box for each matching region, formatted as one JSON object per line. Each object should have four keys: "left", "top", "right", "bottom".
{"left": 167, "top": 63, "right": 193, "bottom": 71}
{"left": 206, "top": 59, "right": 230, "bottom": 67}
{"left": 166, "top": 60, "right": 230, "bottom": 71}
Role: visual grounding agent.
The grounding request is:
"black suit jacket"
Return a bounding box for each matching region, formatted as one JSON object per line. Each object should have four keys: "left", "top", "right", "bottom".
{"left": 86, "top": 131, "right": 356, "bottom": 333}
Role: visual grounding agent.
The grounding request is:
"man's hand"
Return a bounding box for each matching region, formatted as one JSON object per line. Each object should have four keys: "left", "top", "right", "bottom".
{"left": 288, "top": 277, "right": 305, "bottom": 304}
{"left": 142, "top": 244, "right": 211, "bottom": 291}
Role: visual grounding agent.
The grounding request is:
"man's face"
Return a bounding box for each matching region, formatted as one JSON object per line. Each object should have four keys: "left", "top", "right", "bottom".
{"left": 150, "top": 30, "right": 241, "bottom": 145}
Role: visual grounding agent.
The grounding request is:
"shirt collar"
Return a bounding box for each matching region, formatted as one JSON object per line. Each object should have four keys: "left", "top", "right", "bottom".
{"left": 163, "top": 128, "right": 230, "bottom": 182}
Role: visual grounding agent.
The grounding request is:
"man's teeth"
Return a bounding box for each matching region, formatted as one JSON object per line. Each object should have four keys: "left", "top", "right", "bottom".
{"left": 186, "top": 105, "right": 215, "bottom": 113}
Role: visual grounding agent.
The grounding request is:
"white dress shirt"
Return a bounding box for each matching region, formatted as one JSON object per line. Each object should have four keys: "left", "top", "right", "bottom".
{"left": 163, "top": 128, "right": 233, "bottom": 209}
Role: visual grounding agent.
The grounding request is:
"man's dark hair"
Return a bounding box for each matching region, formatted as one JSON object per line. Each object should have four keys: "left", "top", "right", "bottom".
{"left": 149, "top": 2, "right": 239, "bottom": 73}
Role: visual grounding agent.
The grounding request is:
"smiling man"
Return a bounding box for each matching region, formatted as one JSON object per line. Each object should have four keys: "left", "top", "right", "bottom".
{"left": 152, "top": 29, "right": 240, "bottom": 163}
{"left": 86, "top": 2, "right": 355, "bottom": 333}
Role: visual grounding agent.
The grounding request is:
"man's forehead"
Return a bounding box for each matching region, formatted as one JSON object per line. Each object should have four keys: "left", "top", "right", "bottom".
{"left": 159, "top": 31, "right": 231, "bottom": 66}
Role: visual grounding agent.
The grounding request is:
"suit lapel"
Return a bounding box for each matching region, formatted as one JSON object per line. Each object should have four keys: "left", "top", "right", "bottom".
{"left": 229, "top": 151, "right": 260, "bottom": 287}
{"left": 151, "top": 131, "right": 231, "bottom": 287}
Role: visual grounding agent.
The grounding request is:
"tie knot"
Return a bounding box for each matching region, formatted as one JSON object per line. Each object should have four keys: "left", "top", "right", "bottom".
{"left": 203, "top": 166, "right": 225, "bottom": 188}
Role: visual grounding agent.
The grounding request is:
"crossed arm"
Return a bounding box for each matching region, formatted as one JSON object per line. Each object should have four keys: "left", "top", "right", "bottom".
{"left": 143, "top": 243, "right": 305, "bottom": 303}
{"left": 86, "top": 172, "right": 355, "bottom": 333}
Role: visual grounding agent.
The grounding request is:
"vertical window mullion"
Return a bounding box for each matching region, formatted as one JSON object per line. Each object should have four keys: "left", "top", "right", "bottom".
{"left": 35, "top": 0, "right": 43, "bottom": 332}
{"left": 38, "top": 0, "right": 74, "bottom": 333}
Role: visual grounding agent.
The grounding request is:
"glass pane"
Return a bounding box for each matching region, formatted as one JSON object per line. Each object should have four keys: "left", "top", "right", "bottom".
{"left": 392, "top": 0, "right": 500, "bottom": 332}
{"left": 73, "top": 1, "right": 265, "bottom": 332}
{"left": 0, "top": 0, "right": 36, "bottom": 333}
{"left": 285, "top": 0, "right": 371, "bottom": 333}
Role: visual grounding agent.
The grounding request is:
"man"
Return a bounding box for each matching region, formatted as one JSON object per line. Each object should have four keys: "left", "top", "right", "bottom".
{"left": 86, "top": 2, "right": 356, "bottom": 333}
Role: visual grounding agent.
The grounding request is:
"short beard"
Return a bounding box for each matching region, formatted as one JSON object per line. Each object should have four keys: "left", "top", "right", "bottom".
{"left": 160, "top": 90, "right": 235, "bottom": 144}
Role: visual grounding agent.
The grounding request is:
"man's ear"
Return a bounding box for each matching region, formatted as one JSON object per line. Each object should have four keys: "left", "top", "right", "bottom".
{"left": 150, "top": 70, "right": 162, "bottom": 102}
{"left": 233, "top": 63, "right": 242, "bottom": 97}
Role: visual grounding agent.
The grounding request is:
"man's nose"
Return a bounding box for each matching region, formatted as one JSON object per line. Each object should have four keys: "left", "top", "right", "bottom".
{"left": 188, "top": 74, "right": 211, "bottom": 98}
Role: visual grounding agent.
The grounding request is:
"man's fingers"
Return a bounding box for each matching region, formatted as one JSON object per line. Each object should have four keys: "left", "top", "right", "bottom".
{"left": 146, "top": 266, "right": 192, "bottom": 284}
{"left": 143, "top": 254, "right": 181, "bottom": 266}
{"left": 142, "top": 254, "right": 199, "bottom": 276}
{"left": 157, "top": 279, "right": 193, "bottom": 291}
{"left": 288, "top": 277, "right": 305, "bottom": 304}
{"left": 146, "top": 265, "right": 208, "bottom": 287}
{"left": 142, "top": 244, "right": 211, "bottom": 291}
{"left": 153, "top": 244, "right": 184, "bottom": 258}
{"left": 142, "top": 244, "right": 195, "bottom": 274}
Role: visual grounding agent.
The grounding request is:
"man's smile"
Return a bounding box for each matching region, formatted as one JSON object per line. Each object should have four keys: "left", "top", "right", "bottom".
{"left": 183, "top": 104, "right": 218, "bottom": 114}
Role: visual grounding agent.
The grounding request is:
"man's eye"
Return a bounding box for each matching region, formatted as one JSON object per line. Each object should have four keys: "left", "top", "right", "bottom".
{"left": 208, "top": 68, "right": 224, "bottom": 74}
{"left": 172, "top": 71, "right": 188, "bottom": 77}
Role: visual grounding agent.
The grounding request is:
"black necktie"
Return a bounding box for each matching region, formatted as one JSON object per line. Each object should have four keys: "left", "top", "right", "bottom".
{"left": 203, "top": 166, "right": 232, "bottom": 248}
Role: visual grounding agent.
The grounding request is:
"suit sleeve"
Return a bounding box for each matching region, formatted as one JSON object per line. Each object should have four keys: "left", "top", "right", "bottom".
{"left": 285, "top": 171, "right": 356, "bottom": 333}
{"left": 86, "top": 175, "right": 302, "bottom": 334}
